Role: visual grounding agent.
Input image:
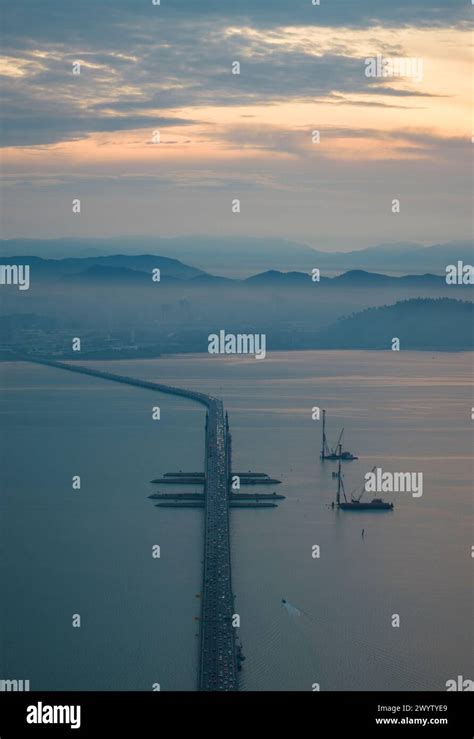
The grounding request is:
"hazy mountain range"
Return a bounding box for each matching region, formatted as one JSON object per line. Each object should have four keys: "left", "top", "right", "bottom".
{"left": 1, "top": 252, "right": 472, "bottom": 355}
{"left": 1, "top": 238, "right": 472, "bottom": 277}
{"left": 1, "top": 255, "right": 473, "bottom": 289}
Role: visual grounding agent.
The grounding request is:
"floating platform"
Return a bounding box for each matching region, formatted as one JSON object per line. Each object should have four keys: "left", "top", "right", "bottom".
{"left": 163, "top": 472, "right": 204, "bottom": 477}
{"left": 163, "top": 471, "right": 272, "bottom": 477}
{"left": 155, "top": 501, "right": 279, "bottom": 509}
{"left": 149, "top": 493, "right": 204, "bottom": 500}
{"left": 152, "top": 471, "right": 282, "bottom": 485}
{"left": 151, "top": 477, "right": 204, "bottom": 484}
{"left": 238, "top": 478, "right": 281, "bottom": 485}
{"left": 149, "top": 492, "right": 285, "bottom": 501}
{"left": 230, "top": 502, "right": 278, "bottom": 508}
{"left": 231, "top": 492, "right": 285, "bottom": 500}
{"left": 155, "top": 501, "right": 204, "bottom": 508}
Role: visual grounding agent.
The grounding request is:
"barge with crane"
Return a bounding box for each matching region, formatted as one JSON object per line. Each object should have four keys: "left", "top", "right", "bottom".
{"left": 320, "top": 410, "right": 358, "bottom": 461}
{"left": 332, "top": 447, "right": 394, "bottom": 511}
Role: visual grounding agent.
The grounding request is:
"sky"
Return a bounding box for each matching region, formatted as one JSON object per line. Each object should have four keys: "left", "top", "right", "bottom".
{"left": 1, "top": 0, "right": 472, "bottom": 250}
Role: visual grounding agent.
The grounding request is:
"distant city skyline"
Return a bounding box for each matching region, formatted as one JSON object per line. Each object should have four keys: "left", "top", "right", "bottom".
{"left": 1, "top": 1, "right": 472, "bottom": 248}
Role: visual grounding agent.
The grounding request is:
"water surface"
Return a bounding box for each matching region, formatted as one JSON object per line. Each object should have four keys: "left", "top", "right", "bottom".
{"left": 1, "top": 351, "right": 472, "bottom": 690}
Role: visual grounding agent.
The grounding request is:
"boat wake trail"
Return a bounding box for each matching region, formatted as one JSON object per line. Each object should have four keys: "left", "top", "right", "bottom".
{"left": 281, "top": 599, "right": 303, "bottom": 618}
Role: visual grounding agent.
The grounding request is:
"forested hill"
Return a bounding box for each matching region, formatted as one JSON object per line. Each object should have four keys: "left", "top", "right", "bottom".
{"left": 315, "top": 299, "right": 473, "bottom": 350}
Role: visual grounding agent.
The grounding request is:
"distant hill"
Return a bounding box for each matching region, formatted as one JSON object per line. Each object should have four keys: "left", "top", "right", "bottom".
{"left": 245, "top": 269, "right": 452, "bottom": 288}
{"left": 1, "top": 237, "right": 471, "bottom": 276}
{"left": 328, "top": 270, "right": 456, "bottom": 288}
{"left": 245, "top": 270, "right": 322, "bottom": 286}
{"left": 0, "top": 254, "right": 204, "bottom": 282}
{"left": 315, "top": 298, "right": 474, "bottom": 350}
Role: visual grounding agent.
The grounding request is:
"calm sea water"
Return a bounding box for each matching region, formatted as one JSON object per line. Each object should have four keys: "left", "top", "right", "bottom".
{"left": 1, "top": 351, "right": 472, "bottom": 691}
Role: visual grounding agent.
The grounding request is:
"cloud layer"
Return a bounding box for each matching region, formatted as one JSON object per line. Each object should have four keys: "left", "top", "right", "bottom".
{"left": 1, "top": 1, "right": 471, "bottom": 246}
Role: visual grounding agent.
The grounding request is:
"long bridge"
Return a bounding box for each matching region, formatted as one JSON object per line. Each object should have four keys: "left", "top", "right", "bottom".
{"left": 25, "top": 358, "right": 240, "bottom": 690}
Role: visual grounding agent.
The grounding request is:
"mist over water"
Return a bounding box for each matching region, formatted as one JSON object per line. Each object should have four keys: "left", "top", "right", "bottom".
{"left": 1, "top": 351, "right": 472, "bottom": 690}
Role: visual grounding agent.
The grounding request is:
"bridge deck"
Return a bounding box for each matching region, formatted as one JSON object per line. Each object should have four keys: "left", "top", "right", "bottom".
{"left": 199, "top": 399, "right": 238, "bottom": 690}
{"left": 25, "top": 358, "right": 238, "bottom": 691}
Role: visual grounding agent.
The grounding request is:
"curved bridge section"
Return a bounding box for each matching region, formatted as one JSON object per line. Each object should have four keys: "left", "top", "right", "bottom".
{"left": 25, "top": 358, "right": 238, "bottom": 691}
